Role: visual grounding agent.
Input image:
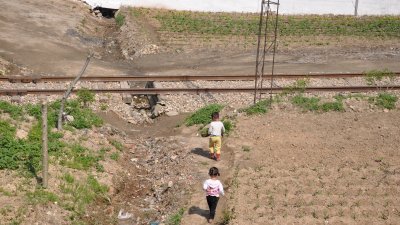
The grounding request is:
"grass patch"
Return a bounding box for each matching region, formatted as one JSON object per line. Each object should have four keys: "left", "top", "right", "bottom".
{"left": 221, "top": 209, "right": 234, "bottom": 225}
{"left": 364, "top": 69, "right": 395, "bottom": 86}
{"left": 26, "top": 189, "right": 59, "bottom": 205}
{"left": 167, "top": 208, "right": 185, "bottom": 225}
{"left": 242, "top": 146, "right": 251, "bottom": 152}
{"left": 242, "top": 99, "right": 271, "bottom": 115}
{"left": 370, "top": 93, "right": 398, "bottom": 109}
{"left": 109, "top": 139, "right": 124, "bottom": 151}
{"left": 115, "top": 13, "right": 125, "bottom": 27}
{"left": 60, "top": 174, "right": 108, "bottom": 220}
{"left": 292, "top": 95, "right": 344, "bottom": 112}
{"left": 0, "top": 101, "right": 23, "bottom": 119}
{"left": 185, "top": 104, "right": 224, "bottom": 126}
{"left": 110, "top": 152, "right": 120, "bottom": 161}
{"left": 59, "top": 143, "right": 103, "bottom": 171}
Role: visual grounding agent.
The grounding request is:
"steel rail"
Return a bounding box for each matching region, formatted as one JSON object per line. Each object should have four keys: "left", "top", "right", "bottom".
{"left": 1, "top": 86, "right": 400, "bottom": 96}
{"left": 1, "top": 72, "right": 400, "bottom": 83}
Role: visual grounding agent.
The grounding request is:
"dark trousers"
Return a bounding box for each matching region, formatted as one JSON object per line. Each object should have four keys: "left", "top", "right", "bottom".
{"left": 206, "top": 196, "right": 220, "bottom": 219}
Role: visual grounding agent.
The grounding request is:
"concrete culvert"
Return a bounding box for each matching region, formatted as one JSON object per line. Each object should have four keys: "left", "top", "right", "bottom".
{"left": 93, "top": 7, "right": 118, "bottom": 18}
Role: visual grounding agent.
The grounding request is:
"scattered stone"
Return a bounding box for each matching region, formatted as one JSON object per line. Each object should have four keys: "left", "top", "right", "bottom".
{"left": 65, "top": 115, "right": 74, "bottom": 122}
{"left": 168, "top": 181, "right": 173, "bottom": 188}
{"left": 10, "top": 96, "right": 21, "bottom": 103}
{"left": 16, "top": 129, "right": 28, "bottom": 139}
{"left": 165, "top": 111, "right": 179, "bottom": 117}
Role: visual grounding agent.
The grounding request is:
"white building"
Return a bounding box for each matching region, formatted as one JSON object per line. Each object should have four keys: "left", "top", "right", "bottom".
{"left": 83, "top": 0, "right": 400, "bottom": 15}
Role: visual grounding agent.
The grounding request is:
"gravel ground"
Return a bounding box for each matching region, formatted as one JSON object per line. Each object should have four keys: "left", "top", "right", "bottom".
{"left": 155, "top": 78, "right": 400, "bottom": 113}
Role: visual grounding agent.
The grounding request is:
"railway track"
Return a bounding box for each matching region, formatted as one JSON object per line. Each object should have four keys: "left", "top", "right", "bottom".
{"left": 1, "top": 72, "right": 400, "bottom": 83}
{"left": 1, "top": 86, "right": 400, "bottom": 96}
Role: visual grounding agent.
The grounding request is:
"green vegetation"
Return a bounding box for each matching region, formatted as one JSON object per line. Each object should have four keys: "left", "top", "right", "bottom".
{"left": 109, "top": 139, "right": 124, "bottom": 151}
{"left": 59, "top": 143, "right": 104, "bottom": 171}
{"left": 364, "top": 69, "right": 395, "bottom": 86}
{"left": 242, "top": 99, "right": 271, "bottom": 115}
{"left": 291, "top": 95, "right": 344, "bottom": 112}
{"left": 131, "top": 8, "right": 400, "bottom": 37}
{"left": 369, "top": 93, "right": 398, "bottom": 109}
{"left": 185, "top": 104, "right": 224, "bottom": 126}
{"left": 26, "top": 189, "right": 59, "bottom": 205}
{"left": 77, "top": 88, "right": 95, "bottom": 107}
{"left": 167, "top": 208, "right": 185, "bottom": 225}
{"left": 221, "top": 209, "right": 234, "bottom": 225}
{"left": 115, "top": 13, "right": 125, "bottom": 27}
{"left": 242, "top": 146, "right": 251, "bottom": 152}
{"left": 110, "top": 152, "right": 120, "bottom": 161}
{"left": 0, "top": 101, "right": 23, "bottom": 119}
{"left": 0, "top": 100, "right": 103, "bottom": 172}
{"left": 222, "top": 119, "right": 234, "bottom": 135}
{"left": 60, "top": 174, "right": 108, "bottom": 221}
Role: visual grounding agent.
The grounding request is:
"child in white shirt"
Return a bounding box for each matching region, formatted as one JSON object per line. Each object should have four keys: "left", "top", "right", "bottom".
{"left": 208, "top": 112, "right": 225, "bottom": 161}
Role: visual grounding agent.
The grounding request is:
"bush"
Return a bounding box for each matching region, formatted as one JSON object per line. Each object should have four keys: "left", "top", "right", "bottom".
{"left": 185, "top": 104, "right": 224, "bottom": 126}
{"left": 77, "top": 89, "right": 95, "bottom": 107}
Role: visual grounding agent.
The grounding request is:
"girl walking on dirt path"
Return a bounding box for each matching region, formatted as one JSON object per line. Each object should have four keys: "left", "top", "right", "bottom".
{"left": 203, "top": 167, "right": 224, "bottom": 223}
{"left": 208, "top": 112, "right": 225, "bottom": 161}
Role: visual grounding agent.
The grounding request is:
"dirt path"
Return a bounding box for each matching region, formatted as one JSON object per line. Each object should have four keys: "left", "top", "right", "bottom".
{"left": 180, "top": 133, "right": 236, "bottom": 225}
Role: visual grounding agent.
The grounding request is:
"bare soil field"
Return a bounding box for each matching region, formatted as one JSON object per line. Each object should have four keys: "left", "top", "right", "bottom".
{"left": 227, "top": 111, "right": 400, "bottom": 224}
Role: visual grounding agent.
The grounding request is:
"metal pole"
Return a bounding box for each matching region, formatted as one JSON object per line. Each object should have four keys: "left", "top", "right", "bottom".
{"left": 354, "top": 0, "right": 359, "bottom": 16}
{"left": 42, "top": 103, "right": 48, "bottom": 188}
{"left": 254, "top": 0, "right": 265, "bottom": 104}
{"left": 270, "top": 0, "right": 280, "bottom": 103}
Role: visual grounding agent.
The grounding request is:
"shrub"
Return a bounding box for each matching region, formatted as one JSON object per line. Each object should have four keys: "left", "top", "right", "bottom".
{"left": 77, "top": 89, "right": 95, "bottom": 107}
{"left": 185, "top": 104, "right": 224, "bottom": 126}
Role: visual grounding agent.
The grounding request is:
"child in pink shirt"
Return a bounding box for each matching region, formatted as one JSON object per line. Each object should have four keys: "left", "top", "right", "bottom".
{"left": 203, "top": 167, "right": 224, "bottom": 223}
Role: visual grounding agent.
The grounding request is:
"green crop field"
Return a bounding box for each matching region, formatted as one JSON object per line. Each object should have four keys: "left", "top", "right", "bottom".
{"left": 131, "top": 8, "right": 400, "bottom": 38}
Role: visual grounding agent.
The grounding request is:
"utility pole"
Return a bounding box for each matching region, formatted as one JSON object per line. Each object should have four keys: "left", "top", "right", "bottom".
{"left": 42, "top": 102, "right": 48, "bottom": 188}
{"left": 354, "top": 0, "right": 359, "bottom": 16}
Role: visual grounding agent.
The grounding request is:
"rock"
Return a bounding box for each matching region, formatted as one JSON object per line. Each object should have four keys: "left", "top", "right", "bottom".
{"left": 383, "top": 109, "right": 389, "bottom": 113}
{"left": 168, "top": 181, "right": 173, "bottom": 188}
{"left": 166, "top": 111, "right": 179, "bottom": 117}
{"left": 16, "top": 129, "right": 28, "bottom": 139}
{"left": 151, "top": 104, "right": 164, "bottom": 118}
{"left": 65, "top": 115, "right": 74, "bottom": 122}
{"left": 11, "top": 96, "right": 22, "bottom": 103}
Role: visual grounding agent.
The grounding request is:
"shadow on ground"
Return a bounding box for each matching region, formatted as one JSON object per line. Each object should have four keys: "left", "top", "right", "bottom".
{"left": 191, "top": 148, "right": 209, "bottom": 158}
{"left": 188, "top": 206, "right": 209, "bottom": 219}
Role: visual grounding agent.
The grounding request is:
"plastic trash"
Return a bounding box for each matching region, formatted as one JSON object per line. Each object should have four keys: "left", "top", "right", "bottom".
{"left": 118, "top": 209, "right": 133, "bottom": 220}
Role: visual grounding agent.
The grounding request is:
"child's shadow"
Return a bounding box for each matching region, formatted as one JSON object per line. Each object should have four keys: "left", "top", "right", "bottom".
{"left": 191, "top": 148, "right": 209, "bottom": 158}
{"left": 188, "top": 206, "right": 208, "bottom": 218}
